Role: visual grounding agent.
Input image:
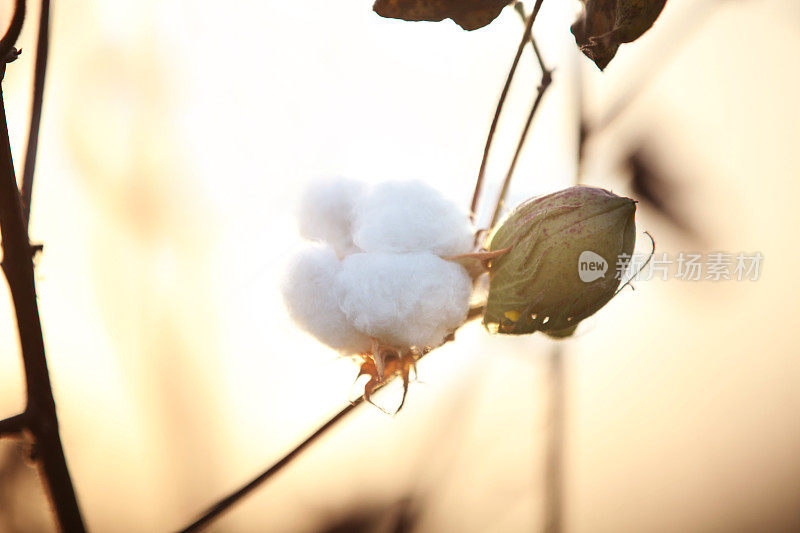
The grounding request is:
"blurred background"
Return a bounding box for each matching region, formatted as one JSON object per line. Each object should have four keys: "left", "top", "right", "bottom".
{"left": 0, "top": 0, "right": 799, "bottom": 531}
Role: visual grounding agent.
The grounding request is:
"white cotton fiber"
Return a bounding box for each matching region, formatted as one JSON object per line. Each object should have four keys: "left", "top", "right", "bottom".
{"left": 285, "top": 178, "right": 479, "bottom": 354}
{"left": 336, "top": 252, "right": 473, "bottom": 349}
{"left": 281, "top": 245, "right": 372, "bottom": 354}
{"left": 352, "top": 180, "right": 474, "bottom": 257}
{"left": 296, "top": 178, "right": 365, "bottom": 257}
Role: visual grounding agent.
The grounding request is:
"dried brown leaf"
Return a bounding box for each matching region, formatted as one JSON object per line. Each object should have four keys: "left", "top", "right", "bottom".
{"left": 571, "top": 0, "right": 667, "bottom": 70}
{"left": 373, "top": 0, "right": 513, "bottom": 31}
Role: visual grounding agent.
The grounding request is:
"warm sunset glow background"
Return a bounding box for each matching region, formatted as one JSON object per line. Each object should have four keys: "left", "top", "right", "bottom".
{"left": 1, "top": 0, "right": 799, "bottom": 531}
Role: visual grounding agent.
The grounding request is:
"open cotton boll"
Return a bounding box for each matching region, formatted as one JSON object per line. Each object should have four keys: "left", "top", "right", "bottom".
{"left": 296, "top": 178, "right": 365, "bottom": 257}
{"left": 336, "top": 252, "right": 473, "bottom": 349}
{"left": 352, "top": 180, "right": 474, "bottom": 257}
{"left": 281, "top": 245, "right": 372, "bottom": 354}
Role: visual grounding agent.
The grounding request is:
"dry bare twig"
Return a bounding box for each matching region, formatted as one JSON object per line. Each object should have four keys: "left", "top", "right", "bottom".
{"left": 0, "top": 0, "right": 87, "bottom": 530}
{"left": 0, "top": 411, "right": 28, "bottom": 436}
{"left": 177, "top": 306, "right": 487, "bottom": 532}
{"left": 487, "top": 0, "right": 553, "bottom": 229}
{"left": 469, "top": 0, "right": 545, "bottom": 223}
{"left": 20, "top": 0, "right": 50, "bottom": 228}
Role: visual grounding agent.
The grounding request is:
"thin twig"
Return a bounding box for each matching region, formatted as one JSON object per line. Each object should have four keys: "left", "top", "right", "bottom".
{"left": 0, "top": 86, "right": 86, "bottom": 533}
{"left": 469, "top": 0, "right": 543, "bottom": 223}
{"left": 543, "top": 344, "right": 564, "bottom": 533}
{"left": 0, "top": 412, "right": 28, "bottom": 437}
{"left": 0, "top": 0, "right": 24, "bottom": 60}
{"left": 178, "top": 401, "right": 359, "bottom": 533}
{"left": 20, "top": 0, "right": 51, "bottom": 228}
{"left": 487, "top": 60, "right": 552, "bottom": 229}
{"left": 0, "top": 1, "right": 87, "bottom": 530}
{"left": 513, "top": 1, "right": 546, "bottom": 74}
{"left": 177, "top": 307, "right": 486, "bottom": 532}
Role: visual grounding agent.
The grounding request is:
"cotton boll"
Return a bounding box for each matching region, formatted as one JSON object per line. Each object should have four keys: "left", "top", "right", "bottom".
{"left": 296, "top": 178, "right": 365, "bottom": 257}
{"left": 281, "top": 245, "right": 372, "bottom": 354}
{"left": 337, "top": 252, "right": 473, "bottom": 349}
{"left": 352, "top": 180, "right": 474, "bottom": 256}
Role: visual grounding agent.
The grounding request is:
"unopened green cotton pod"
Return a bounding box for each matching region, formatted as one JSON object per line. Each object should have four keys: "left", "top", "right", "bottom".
{"left": 484, "top": 186, "right": 636, "bottom": 337}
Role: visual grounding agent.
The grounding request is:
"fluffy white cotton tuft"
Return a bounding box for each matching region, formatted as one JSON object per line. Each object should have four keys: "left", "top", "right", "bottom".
{"left": 286, "top": 178, "right": 478, "bottom": 354}
{"left": 336, "top": 252, "right": 473, "bottom": 349}
{"left": 352, "top": 180, "right": 474, "bottom": 256}
{"left": 281, "top": 245, "right": 372, "bottom": 354}
{"left": 296, "top": 178, "right": 365, "bottom": 257}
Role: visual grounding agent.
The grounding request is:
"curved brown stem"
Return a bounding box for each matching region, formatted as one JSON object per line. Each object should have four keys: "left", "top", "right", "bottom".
{"left": 178, "top": 401, "right": 359, "bottom": 533}
{"left": 469, "top": 0, "right": 544, "bottom": 223}
{"left": 0, "top": 1, "right": 87, "bottom": 530}
{"left": 0, "top": 87, "right": 86, "bottom": 533}
{"left": 177, "top": 307, "right": 486, "bottom": 532}
{"left": 513, "top": 1, "right": 547, "bottom": 74}
{"left": 488, "top": 59, "right": 552, "bottom": 229}
{"left": 0, "top": 412, "right": 28, "bottom": 437}
{"left": 20, "top": 0, "right": 51, "bottom": 228}
{"left": 0, "top": 0, "right": 24, "bottom": 61}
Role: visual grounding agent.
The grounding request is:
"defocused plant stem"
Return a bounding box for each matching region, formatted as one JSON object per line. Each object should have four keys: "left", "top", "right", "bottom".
{"left": 178, "top": 305, "right": 486, "bottom": 532}
{"left": 179, "top": 401, "right": 360, "bottom": 532}
{"left": 0, "top": 1, "right": 87, "bottom": 531}
{"left": 544, "top": 344, "right": 565, "bottom": 533}
{"left": 20, "top": 0, "right": 50, "bottom": 228}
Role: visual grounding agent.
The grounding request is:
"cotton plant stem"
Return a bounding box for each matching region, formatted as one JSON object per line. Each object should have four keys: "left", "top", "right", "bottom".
{"left": 20, "top": 0, "right": 51, "bottom": 228}
{"left": 513, "top": 1, "right": 547, "bottom": 75}
{"left": 543, "top": 344, "right": 564, "bottom": 533}
{"left": 0, "top": 1, "right": 87, "bottom": 531}
{"left": 469, "top": 0, "right": 544, "bottom": 223}
{"left": 0, "top": 90, "right": 86, "bottom": 533}
{"left": 0, "top": 0, "right": 24, "bottom": 56}
{"left": 0, "top": 412, "right": 28, "bottom": 436}
{"left": 487, "top": 8, "right": 552, "bottom": 230}
{"left": 486, "top": 68, "right": 551, "bottom": 229}
{"left": 177, "top": 307, "right": 486, "bottom": 532}
{"left": 178, "top": 401, "right": 358, "bottom": 533}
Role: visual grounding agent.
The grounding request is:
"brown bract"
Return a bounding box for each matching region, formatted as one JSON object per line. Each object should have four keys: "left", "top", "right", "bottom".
{"left": 571, "top": 0, "right": 668, "bottom": 70}
{"left": 373, "top": 0, "right": 513, "bottom": 31}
